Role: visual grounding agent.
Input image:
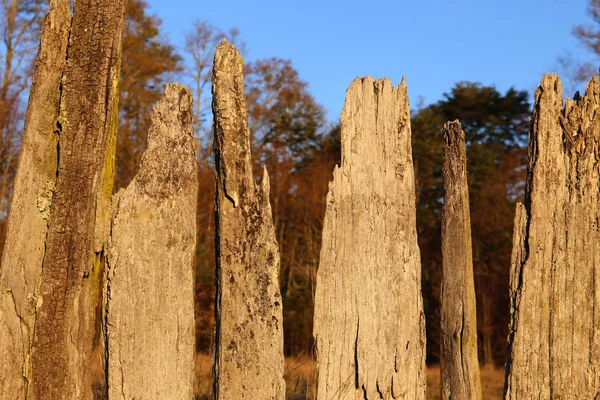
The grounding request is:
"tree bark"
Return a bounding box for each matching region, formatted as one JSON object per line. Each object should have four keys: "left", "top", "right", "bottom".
{"left": 212, "top": 40, "right": 285, "bottom": 399}
{"left": 106, "top": 83, "right": 197, "bottom": 399}
{"left": 505, "top": 74, "right": 600, "bottom": 398}
{"left": 0, "top": 1, "right": 70, "bottom": 397}
{"left": 313, "top": 77, "right": 426, "bottom": 400}
{"left": 440, "top": 120, "right": 482, "bottom": 400}
{"left": 1, "top": 0, "right": 127, "bottom": 398}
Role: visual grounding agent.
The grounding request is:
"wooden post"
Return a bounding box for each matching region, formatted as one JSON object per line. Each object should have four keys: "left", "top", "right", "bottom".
{"left": 0, "top": 0, "right": 70, "bottom": 396}
{"left": 212, "top": 40, "right": 285, "bottom": 399}
{"left": 440, "top": 120, "right": 482, "bottom": 400}
{"left": 106, "top": 83, "right": 197, "bottom": 399}
{"left": 505, "top": 74, "right": 600, "bottom": 398}
{"left": 313, "top": 77, "right": 426, "bottom": 400}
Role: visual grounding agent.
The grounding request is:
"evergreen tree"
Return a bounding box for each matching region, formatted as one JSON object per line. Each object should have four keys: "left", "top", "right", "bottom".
{"left": 411, "top": 82, "right": 530, "bottom": 365}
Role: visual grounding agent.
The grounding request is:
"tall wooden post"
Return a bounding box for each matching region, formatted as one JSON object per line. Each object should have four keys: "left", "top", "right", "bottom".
{"left": 212, "top": 41, "right": 286, "bottom": 399}
{"left": 313, "top": 77, "right": 426, "bottom": 400}
{"left": 440, "top": 120, "right": 482, "bottom": 400}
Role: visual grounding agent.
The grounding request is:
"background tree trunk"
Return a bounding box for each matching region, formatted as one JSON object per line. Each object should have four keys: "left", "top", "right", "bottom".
{"left": 106, "top": 83, "right": 197, "bottom": 399}
{"left": 505, "top": 74, "right": 600, "bottom": 398}
{"left": 0, "top": 0, "right": 69, "bottom": 396}
{"left": 313, "top": 77, "right": 426, "bottom": 400}
{"left": 440, "top": 120, "right": 482, "bottom": 400}
{"left": 212, "top": 41, "right": 285, "bottom": 399}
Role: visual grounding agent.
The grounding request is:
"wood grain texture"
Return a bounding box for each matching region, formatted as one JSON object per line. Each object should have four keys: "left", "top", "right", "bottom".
{"left": 505, "top": 74, "right": 600, "bottom": 399}
{"left": 106, "top": 83, "right": 197, "bottom": 399}
{"left": 0, "top": 1, "right": 70, "bottom": 397}
{"left": 212, "top": 41, "right": 285, "bottom": 399}
{"left": 440, "top": 120, "right": 482, "bottom": 400}
{"left": 313, "top": 77, "right": 426, "bottom": 400}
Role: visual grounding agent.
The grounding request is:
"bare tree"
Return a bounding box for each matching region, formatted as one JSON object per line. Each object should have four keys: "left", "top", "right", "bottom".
{"left": 0, "top": 0, "right": 44, "bottom": 239}
{"left": 184, "top": 21, "right": 245, "bottom": 168}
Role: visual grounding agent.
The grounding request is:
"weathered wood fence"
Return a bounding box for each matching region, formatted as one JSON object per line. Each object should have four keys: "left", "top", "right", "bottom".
{"left": 0, "top": 3, "right": 599, "bottom": 399}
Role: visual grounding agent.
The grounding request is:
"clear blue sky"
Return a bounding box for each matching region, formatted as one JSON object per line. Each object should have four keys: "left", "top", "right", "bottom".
{"left": 149, "top": 0, "right": 593, "bottom": 122}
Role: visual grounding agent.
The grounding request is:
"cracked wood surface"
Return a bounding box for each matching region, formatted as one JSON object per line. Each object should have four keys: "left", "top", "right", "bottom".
{"left": 0, "top": 0, "right": 128, "bottom": 398}
{"left": 106, "top": 83, "right": 197, "bottom": 399}
{"left": 212, "top": 41, "right": 285, "bottom": 399}
{"left": 440, "top": 121, "right": 482, "bottom": 400}
{"left": 313, "top": 77, "right": 426, "bottom": 400}
{"left": 0, "top": 1, "right": 71, "bottom": 396}
{"left": 0, "top": 1, "right": 71, "bottom": 397}
{"left": 505, "top": 74, "right": 600, "bottom": 399}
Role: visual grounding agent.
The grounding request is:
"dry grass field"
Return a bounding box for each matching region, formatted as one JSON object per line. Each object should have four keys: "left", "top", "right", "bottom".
{"left": 193, "top": 353, "right": 504, "bottom": 399}
{"left": 425, "top": 365, "right": 504, "bottom": 400}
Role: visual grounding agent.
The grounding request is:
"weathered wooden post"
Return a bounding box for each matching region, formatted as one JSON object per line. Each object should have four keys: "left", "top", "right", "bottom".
{"left": 106, "top": 83, "right": 197, "bottom": 399}
{"left": 505, "top": 74, "right": 600, "bottom": 398}
{"left": 440, "top": 120, "right": 482, "bottom": 400}
{"left": 212, "top": 40, "right": 285, "bottom": 399}
{"left": 313, "top": 77, "right": 426, "bottom": 400}
{"left": 0, "top": 0, "right": 70, "bottom": 396}
{"left": 0, "top": 0, "right": 126, "bottom": 397}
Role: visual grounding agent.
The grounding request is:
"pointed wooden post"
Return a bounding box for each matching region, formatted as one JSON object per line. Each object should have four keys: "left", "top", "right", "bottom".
{"left": 313, "top": 77, "right": 426, "bottom": 400}
{"left": 505, "top": 74, "right": 600, "bottom": 398}
{"left": 440, "top": 120, "right": 482, "bottom": 400}
{"left": 106, "top": 83, "right": 197, "bottom": 399}
{"left": 212, "top": 41, "right": 285, "bottom": 399}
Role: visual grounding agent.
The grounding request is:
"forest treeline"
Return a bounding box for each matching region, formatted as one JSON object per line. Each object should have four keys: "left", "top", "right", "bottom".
{"left": 0, "top": 0, "right": 598, "bottom": 367}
